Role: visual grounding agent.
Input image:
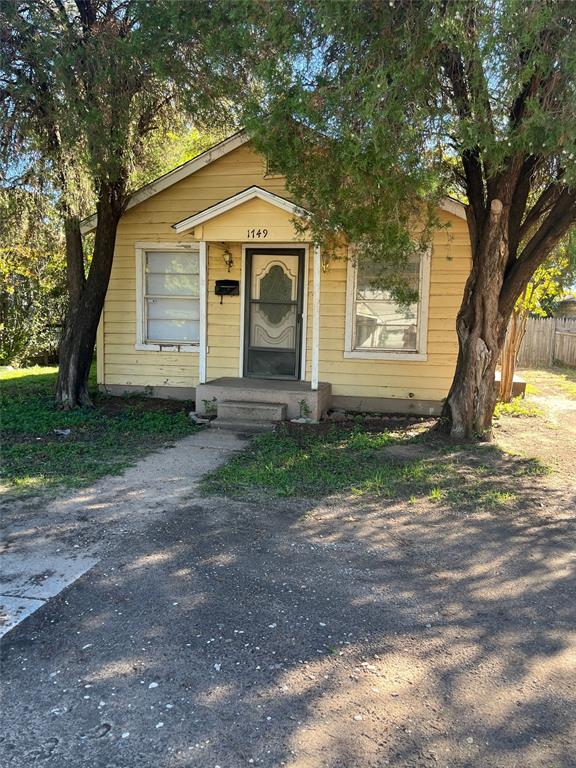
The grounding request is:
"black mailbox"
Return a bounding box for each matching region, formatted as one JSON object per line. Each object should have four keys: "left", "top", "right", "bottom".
{"left": 215, "top": 279, "right": 240, "bottom": 303}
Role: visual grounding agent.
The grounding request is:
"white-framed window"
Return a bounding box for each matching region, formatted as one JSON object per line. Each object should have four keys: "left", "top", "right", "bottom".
{"left": 344, "top": 248, "right": 431, "bottom": 361}
{"left": 135, "top": 242, "right": 205, "bottom": 353}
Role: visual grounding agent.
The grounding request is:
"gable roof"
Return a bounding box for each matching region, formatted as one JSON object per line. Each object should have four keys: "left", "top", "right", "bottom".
{"left": 80, "top": 129, "right": 466, "bottom": 234}
{"left": 172, "top": 186, "right": 309, "bottom": 234}
{"left": 80, "top": 130, "right": 250, "bottom": 234}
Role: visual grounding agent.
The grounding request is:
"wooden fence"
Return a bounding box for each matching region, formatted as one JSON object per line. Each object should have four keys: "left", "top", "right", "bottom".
{"left": 516, "top": 317, "right": 576, "bottom": 368}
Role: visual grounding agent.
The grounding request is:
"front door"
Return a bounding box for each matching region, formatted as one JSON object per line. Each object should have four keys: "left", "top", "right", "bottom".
{"left": 244, "top": 248, "right": 305, "bottom": 379}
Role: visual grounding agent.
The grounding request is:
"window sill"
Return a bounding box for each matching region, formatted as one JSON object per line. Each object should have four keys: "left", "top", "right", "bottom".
{"left": 135, "top": 343, "right": 199, "bottom": 353}
{"left": 343, "top": 350, "right": 428, "bottom": 362}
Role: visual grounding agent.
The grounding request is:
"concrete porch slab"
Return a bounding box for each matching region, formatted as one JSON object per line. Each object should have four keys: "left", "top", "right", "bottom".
{"left": 494, "top": 371, "right": 527, "bottom": 398}
{"left": 196, "top": 378, "right": 332, "bottom": 420}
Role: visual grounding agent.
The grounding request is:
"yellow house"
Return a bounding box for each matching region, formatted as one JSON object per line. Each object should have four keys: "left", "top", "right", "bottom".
{"left": 82, "top": 131, "right": 470, "bottom": 425}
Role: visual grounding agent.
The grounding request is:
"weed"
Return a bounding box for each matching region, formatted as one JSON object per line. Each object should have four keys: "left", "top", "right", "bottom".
{"left": 202, "top": 420, "right": 550, "bottom": 512}
{"left": 203, "top": 426, "right": 435, "bottom": 501}
{"left": 494, "top": 397, "right": 542, "bottom": 419}
{"left": 202, "top": 397, "right": 218, "bottom": 416}
{"left": 483, "top": 490, "right": 517, "bottom": 506}
{"left": 298, "top": 399, "right": 312, "bottom": 419}
{"left": 516, "top": 457, "right": 551, "bottom": 476}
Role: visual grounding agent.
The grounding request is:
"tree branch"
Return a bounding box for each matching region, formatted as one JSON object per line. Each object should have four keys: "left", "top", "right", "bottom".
{"left": 500, "top": 188, "right": 576, "bottom": 316}
{"left": 74, "top": 0, "right": 97, "bottom": 29}
{"left": 519, "top": 180, "right": 564, "bottom": 242}
{"left": 507, "top": 155, "right": 538, "bottom": 260}
{"left": 441, "top": 46, "right": 487, "bottom": 243}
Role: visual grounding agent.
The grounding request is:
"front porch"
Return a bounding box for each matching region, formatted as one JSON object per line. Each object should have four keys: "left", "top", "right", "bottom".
{"left": 195, "top": 377, "right": 332, "bottom": 424}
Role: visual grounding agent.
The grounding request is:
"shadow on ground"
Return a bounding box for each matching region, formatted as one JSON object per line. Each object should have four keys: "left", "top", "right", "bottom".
{"left": 1, "top": 468, "right": 574, "bottom": 767}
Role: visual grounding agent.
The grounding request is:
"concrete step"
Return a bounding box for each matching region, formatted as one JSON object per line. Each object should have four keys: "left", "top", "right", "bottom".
{"left": 195, "top": 379, "right": 332, "bottom": 420}
{"left": 210, "top": 419, "right": 275, "bottom": 434}
{"left": 217, "top": 400, "right": 287, "bottom": 423}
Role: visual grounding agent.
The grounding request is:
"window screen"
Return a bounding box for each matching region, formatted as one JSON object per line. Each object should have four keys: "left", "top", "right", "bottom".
{"left": 354, "top": 257, "right": 420, "bottom": 351}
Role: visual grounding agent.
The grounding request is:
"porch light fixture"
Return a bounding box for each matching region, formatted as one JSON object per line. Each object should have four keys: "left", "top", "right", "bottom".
{"left": 222, "top": 247, "right": 234, "bottom": 272}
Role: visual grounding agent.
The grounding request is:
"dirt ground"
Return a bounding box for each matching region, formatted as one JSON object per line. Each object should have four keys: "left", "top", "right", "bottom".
{"left": 1, "top": 371, "right": 575, "bottom": 768}
{"left": 495, "top": 367, "right": 576, "bottom": 485}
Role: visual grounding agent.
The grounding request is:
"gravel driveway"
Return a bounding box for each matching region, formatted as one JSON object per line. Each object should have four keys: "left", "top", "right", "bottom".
{"left": 1, "top": 428, "right": 575, "bottom": 767}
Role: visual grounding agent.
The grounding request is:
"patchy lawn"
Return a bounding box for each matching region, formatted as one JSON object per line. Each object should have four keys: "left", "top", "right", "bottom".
{"left": 201, "top": 420, "right": 548, "bottom": 506}
{"left": 520, "top": 364, "right": 576, "bottom": 399}
{"left": 203, "top": 365, "right": 574, "bottom": 508}
{"left": 495, "top": 366, "right": 576, "bottom": 484}
{"left": 0, "top": 365, "right": 198, "bottom": 496}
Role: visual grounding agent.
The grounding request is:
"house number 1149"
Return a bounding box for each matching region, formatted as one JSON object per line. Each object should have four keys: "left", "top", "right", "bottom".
{"left": 247, "top": 228, "right": 268, "bottom": 238}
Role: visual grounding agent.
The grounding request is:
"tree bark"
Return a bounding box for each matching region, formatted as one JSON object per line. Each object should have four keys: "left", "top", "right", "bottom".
{"left": 499, "top": 310, "right": 528, "bottom": 403}
{"left": 442, "top": 200, "right": 510, "bottom": 439}
{"left": 499, "top": 312, "right": 517, "bottom": 403}
{"left": 55, "top": 189, "right": 123, "bottom": 407}
{"left": 64, "top": 215, "right": 86, "bottom": 307}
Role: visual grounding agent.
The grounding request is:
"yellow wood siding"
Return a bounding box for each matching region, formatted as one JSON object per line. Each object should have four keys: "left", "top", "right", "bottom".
{"left": 100, "top": 139, "right": 470, "bottom": 403}
{"left": 207, "top": 243, "right": 242, "bottom": 379}
{"left": 101, "top": 144, "right": 294, "bottom": 390}
{"left": 318, "top": 210, "right": 470, "bottom": 402}
{"left": 195, "top": 196, "right": 307, "bottom": 242}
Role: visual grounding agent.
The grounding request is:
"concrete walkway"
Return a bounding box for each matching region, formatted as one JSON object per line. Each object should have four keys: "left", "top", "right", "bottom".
{"left": 0, "top": 429, "right": 245, "bottom": 638}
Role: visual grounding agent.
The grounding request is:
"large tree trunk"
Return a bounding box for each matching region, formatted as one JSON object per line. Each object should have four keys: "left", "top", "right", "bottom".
{"left": 55, "top": 191, "right": 123, "bottom": 407}
{"left": 442, "top": 200, "right": 511, "bottom": 439}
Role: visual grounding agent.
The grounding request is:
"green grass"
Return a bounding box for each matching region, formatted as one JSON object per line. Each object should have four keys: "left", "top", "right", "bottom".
{"left": 551, "top": 366, "right": 576, "bottom": 398}
{"left": 493, "top": 396, "right": 543, "bottom": 419}
{"left": 0, "top": 364, "right": 198, "bottom": 496}
{"left": 519, "top": 366, "right": 576, "bottom": 399}
{"left": 201, "top": 424, "right": 544, "bottom": 507}
{"left": 202, "top": 426, "right": 423, "bottom": 498}
{"left": 428, "top": 486, "right": 445, "bottom": 502}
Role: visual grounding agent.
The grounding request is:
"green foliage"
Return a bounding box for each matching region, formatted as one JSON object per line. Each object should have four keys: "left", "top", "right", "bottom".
{"left": 131, "top": 125, "right": 228, "bottom": 190}
{"left": 201, "top": 426, "right": 428, "bottom": 498}
{"left": 523, "top": 236, "right": 576, "bottom": 317}
{"left": 245, "top": 0, "right": 576, "bottom": 301}
{"left": 0, "top": 187, "right": 66, "bottom": 365}
{"left": 0, "top": 365, "right": 198, "bottom": 496}
{"left": 0, "top": 2, "right": 263, "bottom": 200}
{"left": 493, "top": 397, "right": 543, "bottom": 419}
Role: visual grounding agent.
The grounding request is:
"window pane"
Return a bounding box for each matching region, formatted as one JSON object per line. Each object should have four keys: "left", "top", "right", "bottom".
{"left": 355, "top": 256, "right": 420, "bottom": 351}
{"left": 146, "top": 297, "right": 199, "bottom": 321}
{"left": 356, "top": 257, "right": 419, "bottom": 301}
{"left": 146, "top": 273, "right": 199, "bottom": 297}
{"left": 355, "top": 307, "right": 418, "bottom": 350}
{"left": 146, "top": 251, "right": 199, "bottom": 275}
{"left": 143, "top": 251, "right": 200, "bottom": 344}
{"left": 147, "top": 318, "right": 199, "bottom": 343}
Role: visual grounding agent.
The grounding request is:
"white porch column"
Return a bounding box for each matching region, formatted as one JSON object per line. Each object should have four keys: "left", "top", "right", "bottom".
{"left": 199, "top": 241, "right": 207, "bottom": 384}
{"left": 311, "top": 243, "right": 321, "bottom": 391}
